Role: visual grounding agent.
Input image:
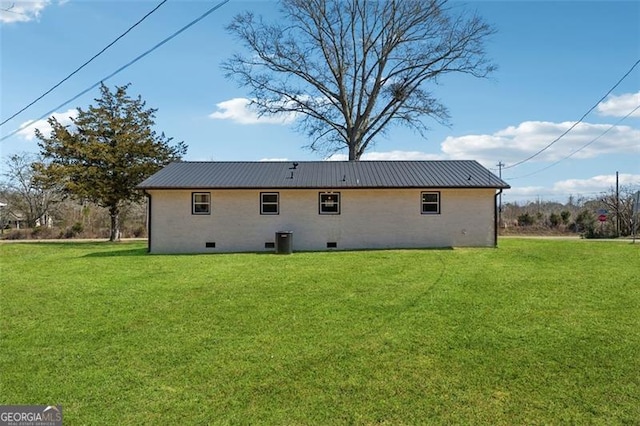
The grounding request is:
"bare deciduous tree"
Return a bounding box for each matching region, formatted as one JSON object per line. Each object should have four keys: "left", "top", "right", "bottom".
{"left": 599, "top": 186, "right": 637, "bottom": 237}
{"left": 223, "top": 0, "right": 495, "bottom": 160}
{"left": 1, "top": 152, "right": 60, "bottom": 228}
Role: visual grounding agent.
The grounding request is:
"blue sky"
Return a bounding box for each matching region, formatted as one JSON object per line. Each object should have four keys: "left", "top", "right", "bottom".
{"left": 1, "top": 0, "right": 638, "bottom": 203}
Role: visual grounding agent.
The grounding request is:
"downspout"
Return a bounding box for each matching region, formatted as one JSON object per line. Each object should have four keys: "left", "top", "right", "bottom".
{"left": 494, "top": 189, "right": 503, "bottom": 247}
{"left": 144, "top": 191, "right": 152, "bottom": 253}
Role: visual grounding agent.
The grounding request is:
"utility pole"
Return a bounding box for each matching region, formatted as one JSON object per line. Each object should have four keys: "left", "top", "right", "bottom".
{"left": 497, "top": 161, "right": 504, "bottom": 227}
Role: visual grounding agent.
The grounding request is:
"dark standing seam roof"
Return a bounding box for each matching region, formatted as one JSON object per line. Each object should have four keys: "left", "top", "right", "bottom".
{"left": 136, "top": 161, "right": 510, "bottom": 190}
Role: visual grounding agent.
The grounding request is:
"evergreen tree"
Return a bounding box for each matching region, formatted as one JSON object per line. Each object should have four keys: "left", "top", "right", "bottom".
{"left": 35, "top": 83, "right": 187, "bottom": 241}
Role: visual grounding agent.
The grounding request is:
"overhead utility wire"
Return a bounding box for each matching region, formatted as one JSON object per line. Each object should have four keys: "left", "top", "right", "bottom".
{"left": 506, "top": 103, "right": 640, "bottom": 180}
{"left": 503, "top": 58, "right": 640, "bottom": 170}
{"left": 0, "top": 0, "right": 169, "bottom": 127}
{"left": 1, "top": 0, "right": 230, "bottom": 143}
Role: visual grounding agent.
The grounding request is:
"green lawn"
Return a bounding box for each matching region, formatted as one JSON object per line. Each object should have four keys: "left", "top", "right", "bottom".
{"left": 1, "top": 239, "right": 638, "bottom": 424}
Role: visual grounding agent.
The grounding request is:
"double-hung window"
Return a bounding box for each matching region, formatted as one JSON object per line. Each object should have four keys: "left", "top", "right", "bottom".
{"left": 319, "top": 192, "right": 340, "bottom": 214}
{"left": 192, "top": 192, "right": 211, "bottom": 215}
{"left": 261, "top": 192, "right": 279, "bottom": 215}
{"left": 421, "top": 192, "right": 440, "bottom": 214}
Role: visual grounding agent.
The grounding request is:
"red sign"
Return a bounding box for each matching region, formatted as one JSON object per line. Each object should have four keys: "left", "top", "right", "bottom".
{"left": 598, "top": 214, "right": 607, "bottom": 222}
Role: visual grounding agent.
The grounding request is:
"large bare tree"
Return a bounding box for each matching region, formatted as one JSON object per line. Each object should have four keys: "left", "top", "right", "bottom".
{"left": 223, "top": 0, "right": 495, "bottom": 160}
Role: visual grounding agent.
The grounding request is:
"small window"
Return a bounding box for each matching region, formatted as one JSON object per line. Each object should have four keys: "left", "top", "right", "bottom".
{"left": 421, "top": 192, "right": 440, "bottom": 214}
{"left": 192, "top": 192, "right": 211, "bottom": 215}
{"left": 261, "top": 192, "right": 279, "bottom": 215}
{"left": 319, "top": 192, "right": 340, "bottom": 215}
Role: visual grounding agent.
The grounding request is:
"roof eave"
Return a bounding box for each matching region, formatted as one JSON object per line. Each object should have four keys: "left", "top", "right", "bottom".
{"left": 137, "top": 185, "right": 510, "bottom": 190}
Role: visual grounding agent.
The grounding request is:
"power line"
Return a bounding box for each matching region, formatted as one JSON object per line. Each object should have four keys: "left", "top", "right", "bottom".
{"left": 503, "top": 58, "right": 640, "bottom": 170}
{"left": 1, "top": 0, "right": 230, "bottom": 143}
{"left": 0, "top": 0, "right": 169, "bottom": 127}
{"left": 506, "top": 103, "right": 640, "bottom": 181}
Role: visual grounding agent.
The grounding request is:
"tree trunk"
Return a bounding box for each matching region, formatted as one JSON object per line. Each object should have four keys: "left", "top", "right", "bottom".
{"left": 109, "top": 205, "right": 121, "bottom": 242}
{"left": 26, "top": 202, "right": 38, "bottom": 228}
{"left": 348, "top": 142, "right": 360, "bottom": 161}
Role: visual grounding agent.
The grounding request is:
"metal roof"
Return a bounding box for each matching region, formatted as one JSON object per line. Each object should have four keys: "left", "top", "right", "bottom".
{"left": 137, "top": 161, "right": 510, "bottom": 190}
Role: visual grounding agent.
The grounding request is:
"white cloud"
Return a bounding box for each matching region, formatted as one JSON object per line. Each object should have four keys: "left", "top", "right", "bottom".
{"left": 362, "top": 150, "right": 445, "bottom": 161}
{"left": 597, "top": 91, "right": 640, "bottom": 118}
{"left": 16, "top": 108, "right": 77, "bottom": 140}
{"left": 327, "top": 150, "right": 444, "bottom": 161}
{"left": 209, "top": 98, "right": 297, "bottom": 125}
{"left": 502, "top": 185, "right": 546, "bottom": 200}
{"left": 504, "top": 174, "right": 640, "bottom": 203}
{"left": 441, "top": 120, "right": 640, "bottom": 165}
{"left": 0, "top": 0, "right": 55, "bottom": 24}
{"left": 553, "top": 173, "right": 640, "bottom": 194}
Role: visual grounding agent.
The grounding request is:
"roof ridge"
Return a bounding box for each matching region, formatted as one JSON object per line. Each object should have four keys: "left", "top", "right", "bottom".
{"left": 173, "top": 159, "right": 476, "bottom": 164}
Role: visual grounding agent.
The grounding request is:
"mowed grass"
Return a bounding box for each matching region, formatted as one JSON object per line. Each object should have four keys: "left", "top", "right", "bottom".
{"left": 1, "top": 239, "right": 638, "bottom": 424}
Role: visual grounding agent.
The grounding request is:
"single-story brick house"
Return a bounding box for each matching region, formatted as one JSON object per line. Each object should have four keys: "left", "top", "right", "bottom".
{"left": 136, "top": 160, "right": 509, "bottom": 253}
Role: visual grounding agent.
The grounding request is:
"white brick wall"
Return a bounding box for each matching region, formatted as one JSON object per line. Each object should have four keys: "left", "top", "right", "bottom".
{"left": 147, "top": 188, "right": 497, "bottom": 253}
